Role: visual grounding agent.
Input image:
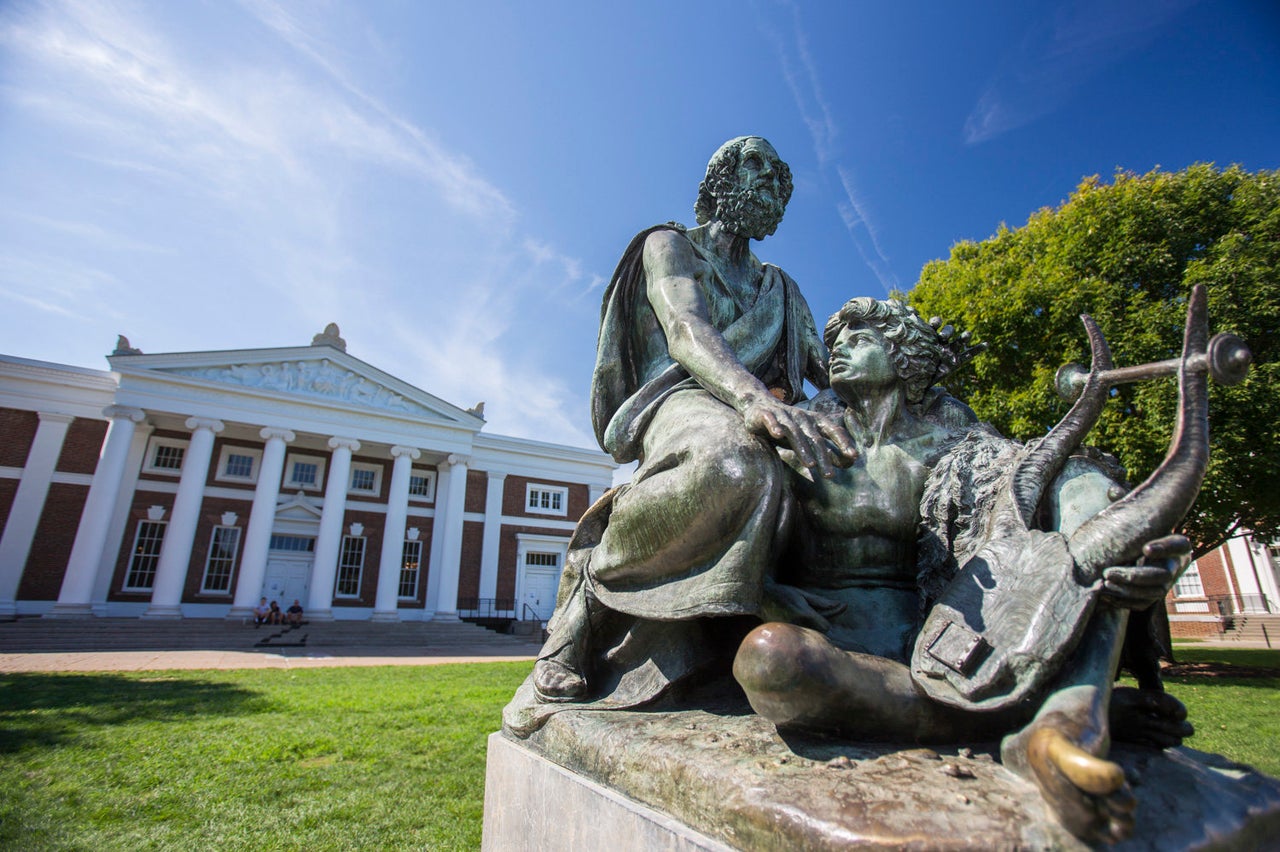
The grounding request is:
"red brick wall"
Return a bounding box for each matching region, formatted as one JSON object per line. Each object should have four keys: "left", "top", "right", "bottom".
{"left": 500, "top": 475, "right": 590, "bottom": 521}
{"left": 55, "top": 419, "right": 107, "bottom": 474}
{"left": 1194, "top": 549, "right": 1235, "bottom": 599}
{"left": 0, "top": 480, "right": 17, "bottom": 541}
{"left": 464, "top": 469, "right": 487, "bottom": 514}
{"left": 137, "top": 429, "right": 194, "bottom": 485}
{"left": 1169, "top": 620, "right": 1220, "bottom": 638}
{"left": 0, "top": 408, "right": 38, "bottom": 468}
{"left": 16, "top": 483, "right": 90, "bottom": 600}
{"left": 456, "top": 520, "right": 485, "bottom": 603}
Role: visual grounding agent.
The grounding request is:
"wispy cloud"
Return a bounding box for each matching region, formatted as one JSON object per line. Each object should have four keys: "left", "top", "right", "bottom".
{"left": 761, "top": 1, "right": 896, "bottom": 294}
{"left": 964, "top": 0, "right": 1198, "bottom": 144}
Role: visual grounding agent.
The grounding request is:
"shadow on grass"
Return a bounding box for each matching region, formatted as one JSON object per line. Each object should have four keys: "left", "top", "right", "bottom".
{"left": 0, "top": 673, "right": 271, "bottom": 753}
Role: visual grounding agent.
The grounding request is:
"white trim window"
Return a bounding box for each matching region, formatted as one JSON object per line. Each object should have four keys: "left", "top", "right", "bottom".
{"left": 284, "top": 453, "right": 327, "bottom": 492}
{"left": 1174, "top": 564, "right": 1205, "bottom": 598}
{"left": 525, "top": 483, "right": 568, "bottom": 516}
{"left": 407, "top": 468, "right": 437, "bottom": 502}
{"left": 143, "top": 437, "right": 189, "bottom": 476}
{"left": 348, "top": 462, "right": 383, "bottom": 497}
{"left": 124, "top": 520, "right": 167, "bottom": 590}
{"left": 201, "top": 526, "right": 242, "bottom": 593}
{"left": 399, "top": 539, "right": 423, "bottom": 599}
{"left": 335, "top": 535, "right": 366, "bottom": 598}
{"left": 215, "top": 446, "right": 263, "bottom": 484}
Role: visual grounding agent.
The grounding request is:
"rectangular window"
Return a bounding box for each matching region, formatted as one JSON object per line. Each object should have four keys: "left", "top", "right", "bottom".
{"left": 215, "top": 446, "right": 263, "bottom": 485}
{"left": 348, "top": 463, "right": 382, "bottom": 496}
{"left": 269, "top": 534, "right": 315, "bottom": 553}
{"left": 526, "top": 551, "right": 560, "bottom": 568}
{"left": 201, "top": 526, "right": 241, "bottom": 593}
{"left": 526, "top": 484, "right": 568, "bottom": 516}
{"left": 408, "top": 470, "right": 436, "bottom": 501}
{"left": 144, "top": 438, "right": 190, "bottom": 476}
{"left": 124, "top": 521, "right": 167, "bottom": 590}
{"left": 292, "top": 462, "right": 318, "bottom": 486}
{"left": 399, "top": 540, "right": 423, "bottom": 599}
{"left": 335, "top": 536, "right": 366, "bottom": 598}
{"left": 1174, "top": 565, "right": 1204, "bottom": 598}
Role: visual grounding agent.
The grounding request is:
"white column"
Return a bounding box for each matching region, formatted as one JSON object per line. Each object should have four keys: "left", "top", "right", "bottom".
{"left": 143, "top": 417, "right": 224, "bottom": 619}
{"left": 91, "top": 422, "right": 153, "bottom": 615}
{"left": 227, "top": 427, "right": 295, "bottom": 619}
{"left": 49, "top": 406, "right": 146, "bottom": 618}
{"left": 424, "top": 460, "right": 451, "bottom": 618}
{"left": 0, "top": 412, "right": 75, "bottom": 618}
{"left": 306, "top": 436, "right": 360, "bottom": 620}
{"left": 433, "top": 454, "right": 469, "bottom": 621}
{"left": 372, "top": 446, "right": 420, "bottom": 621}
{"left": 477, "top": 470, "right": 507, "bottom": 607}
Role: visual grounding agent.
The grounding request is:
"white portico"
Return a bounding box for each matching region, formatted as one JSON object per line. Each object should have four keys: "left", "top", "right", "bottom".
{"left": 0, "top": 327, "right": 615, "bottom": 621}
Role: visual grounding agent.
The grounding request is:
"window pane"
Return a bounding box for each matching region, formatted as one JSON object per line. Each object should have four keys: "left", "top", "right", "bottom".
{"left": 126, "top": 521, "right": 167, "bottom": 589}
{"left": 292, "top": 462, "right": 317, "bottom": 485}
{"left": 351, "top": 469, "right": 376, "bottom": 492}
{"left": 336, "top": 536, "right": 365, "bottom": 597}
{"left": 225, "top": 453, "right": 254, "bottom": 478}
{"left": 409, "top": 475, "right": 431, "bottom": 497}
{"left": 269, "top": 534, "right": 315, "bottom": 552}
{"left": 526, "top": 551, "right": 559, "bottom": 567}
{"left": 153, "top": 445, "right": 185, "bottom": 470}
{"left": 399, "top": 540, "right": 422, "bottom": 598}
{"left": 202, "top": 526, "right": 241, "bottom": 593}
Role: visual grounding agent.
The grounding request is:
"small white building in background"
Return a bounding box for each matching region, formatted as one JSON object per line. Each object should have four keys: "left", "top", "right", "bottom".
{"left": 0, "top": 326, "right": 614, "bottom": 622}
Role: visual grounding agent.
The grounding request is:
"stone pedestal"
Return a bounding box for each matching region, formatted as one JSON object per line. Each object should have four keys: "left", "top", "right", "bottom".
{"left": 482, "top": 701, "right": 1280, "bottom": 851}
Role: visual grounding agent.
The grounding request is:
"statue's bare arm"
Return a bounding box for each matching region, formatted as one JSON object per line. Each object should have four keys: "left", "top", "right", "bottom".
{"left": 642, "top": 230, "right": 854, "bottom": 475}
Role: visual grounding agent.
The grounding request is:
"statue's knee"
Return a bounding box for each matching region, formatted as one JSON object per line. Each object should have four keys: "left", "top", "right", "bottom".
{"left": 734, "top": 622, "right": 813, "bottom": 692}
{"left": 701, "top": 439, "right": 778, "bottom": 495}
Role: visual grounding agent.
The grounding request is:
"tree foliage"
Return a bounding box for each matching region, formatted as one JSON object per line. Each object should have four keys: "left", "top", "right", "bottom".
{"left": 907, "top": 164, "right": 1280, "bottom": 555}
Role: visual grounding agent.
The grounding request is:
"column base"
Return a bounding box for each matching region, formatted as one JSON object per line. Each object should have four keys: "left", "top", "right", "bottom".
{"left": 141, "top": 604, "right": 183, "bottom": 620}
{"left": 370, "top": 610, "right": 401, "bottom": 623}
{"left": 45, "top": 602, "right": 95, "bottom": 619}
{"left": 431, "top": 610, "right": 460, "bottom": 622}
{"left": 307, "top": 609, "right": 335, "bottom": 622}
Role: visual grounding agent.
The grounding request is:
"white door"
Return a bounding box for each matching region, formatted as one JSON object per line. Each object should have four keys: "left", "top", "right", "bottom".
{"left": 522, "top": 564, "right": 561, "bottom": 623}
{"left": 263, "top": 557, "right": 312, "bottom": 611}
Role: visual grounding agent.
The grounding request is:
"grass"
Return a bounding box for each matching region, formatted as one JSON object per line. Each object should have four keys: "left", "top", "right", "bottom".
{"left": 1157, "top": 645, "right": 1280, "bottom": 776}
{"left": 0, "top": 662, "right": 533, "bottom": 851}
{"left": 0, "top": 649, "right": 1275, "bottom": 850}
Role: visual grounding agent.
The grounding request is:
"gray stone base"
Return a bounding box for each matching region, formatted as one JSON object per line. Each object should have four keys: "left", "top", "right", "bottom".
{"left": 484, "top": 702, "right": 1280, "bottom": 851}
{"left": 483, "top": 732, "right": 733, "bottom": 851}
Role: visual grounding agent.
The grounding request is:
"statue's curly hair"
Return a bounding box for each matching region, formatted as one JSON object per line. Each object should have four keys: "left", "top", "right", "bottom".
{"left": 694, "top": 137, "right": 794, "bottom": 226}
{"left": 823, "top": 298, "right": 950, "bottom": 404}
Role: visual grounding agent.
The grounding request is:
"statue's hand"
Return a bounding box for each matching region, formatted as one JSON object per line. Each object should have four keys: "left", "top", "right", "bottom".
{"left": 1100, "top": 534, "right": 1191, "bottom": 609}
{"left": 741, "top": 396, "right": 856, "bottom": 477}
{"left": 761, "top": 580, "right": 846, "bottom": 632}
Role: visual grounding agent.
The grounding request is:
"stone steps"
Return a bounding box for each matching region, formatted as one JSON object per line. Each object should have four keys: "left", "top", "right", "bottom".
{"left": 1222, "top": 614, "right": 1280, "bottom": 645}
{"left": 0, "top": 617, "right": 540, "bottom": 653}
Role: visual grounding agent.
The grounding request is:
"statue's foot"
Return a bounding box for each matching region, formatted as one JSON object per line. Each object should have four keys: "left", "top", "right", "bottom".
{"left": 532, "top": 648, "right": 588, "bottom": 702}
{"left": 1109, "top": 686, "right": 1194, "bottom": 749}
{"left": 1020, "top": 726, "right": 1135, "bottom": 843}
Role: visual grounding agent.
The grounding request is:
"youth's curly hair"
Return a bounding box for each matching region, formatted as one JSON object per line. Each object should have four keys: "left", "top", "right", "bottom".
{"left": 694, "top": 137, "right": 794, "bottom": 225}
{"left": 823, "top": 298, "right": 950, "bottom": 404}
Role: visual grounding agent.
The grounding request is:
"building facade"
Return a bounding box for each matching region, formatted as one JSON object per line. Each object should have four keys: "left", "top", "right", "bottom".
{"left": 1167, "top": 535, "right": 1280, "bottom": 638}
{"left": 0, "top": 328, "right": 615, "bottom": 621}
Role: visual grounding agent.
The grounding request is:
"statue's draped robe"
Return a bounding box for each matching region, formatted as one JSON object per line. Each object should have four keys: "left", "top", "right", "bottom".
{"left": 504, "top": 225, "right": 825, "bottom": 735}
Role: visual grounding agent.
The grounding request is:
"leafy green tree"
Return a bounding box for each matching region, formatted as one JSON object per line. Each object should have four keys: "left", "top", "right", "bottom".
{"left": 908, "top": 164, "right": 1280, "bottom": 556}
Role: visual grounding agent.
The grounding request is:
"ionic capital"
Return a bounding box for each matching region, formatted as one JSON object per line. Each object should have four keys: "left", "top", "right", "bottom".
{"left": 445, "top": 453, "right": 471, "bottom": 468}
{"left": 259, "top": 427, "right": 297, "bottom": 443}
{"left": 102, "top": 405, "right": 146, "bottom": 423}
{"left": 328, "top": 436, "right": 362, "bottom": 453}
{"left": 390, "top": 445, "right": 422, "bottom": 461}
{"left": 185, "top": 417, "right": 225, "bottom": 434}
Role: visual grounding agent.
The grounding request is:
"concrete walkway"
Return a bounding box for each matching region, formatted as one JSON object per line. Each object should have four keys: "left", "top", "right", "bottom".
{"left": 0, "top": 648, "right": 539, "bottom": 672}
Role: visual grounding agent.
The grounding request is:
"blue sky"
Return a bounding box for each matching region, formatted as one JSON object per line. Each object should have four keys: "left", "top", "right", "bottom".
{"left": 2, "top": 0, "right": 1277, "bottom": 451}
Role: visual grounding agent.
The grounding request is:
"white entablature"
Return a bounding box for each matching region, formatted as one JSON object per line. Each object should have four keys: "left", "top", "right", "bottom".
{"left": 108, "top": 343, "right": 486, "bottom": 454}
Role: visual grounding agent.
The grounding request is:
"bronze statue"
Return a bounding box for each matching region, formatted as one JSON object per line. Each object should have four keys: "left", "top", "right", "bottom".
{"left": 502, "top": 138, "right": 1250, "bottom": 844}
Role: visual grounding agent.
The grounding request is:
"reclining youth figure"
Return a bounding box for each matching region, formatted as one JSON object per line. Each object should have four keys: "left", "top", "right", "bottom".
{"left": 733, "top": 294, "right": 1208, "bottom": 843}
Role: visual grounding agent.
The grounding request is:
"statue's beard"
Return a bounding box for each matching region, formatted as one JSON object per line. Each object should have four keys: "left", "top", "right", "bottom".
{"left": 717, "top": 186, "right": 785, "bottom": 240}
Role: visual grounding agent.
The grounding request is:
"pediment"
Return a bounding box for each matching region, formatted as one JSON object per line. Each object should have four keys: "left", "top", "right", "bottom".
{"left": 110, "top": 346, "right": 482, "bottom": 426}
{"left": 276, "top": 492, "right": 323, "bottom": 520}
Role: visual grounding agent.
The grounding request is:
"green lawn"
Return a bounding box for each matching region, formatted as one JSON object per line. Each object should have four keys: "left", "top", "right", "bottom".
{"left": 0, "top": 662, "right": 533, "bottom": 851}
{"left": 1, "top": 649, "right": 1275, "bottom": 850}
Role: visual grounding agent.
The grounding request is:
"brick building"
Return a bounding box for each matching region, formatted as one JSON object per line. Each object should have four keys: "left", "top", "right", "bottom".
{"left": 1167, "top": 536, "right": 1280, "bottom": 638}
{"left": 0, "top": 327, "right": 615, "bottom": 622}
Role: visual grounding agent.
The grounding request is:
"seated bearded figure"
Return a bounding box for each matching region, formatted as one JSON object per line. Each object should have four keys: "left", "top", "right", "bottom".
{"left": 734, "top": 297, "right": 1197, "bottom": 844}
